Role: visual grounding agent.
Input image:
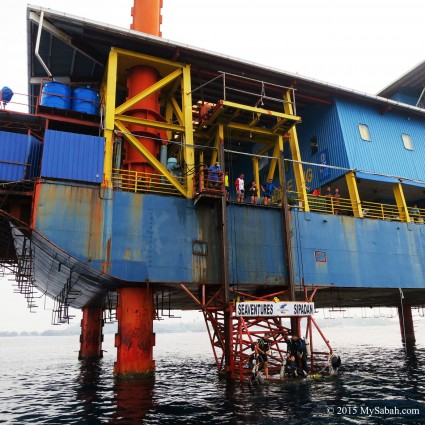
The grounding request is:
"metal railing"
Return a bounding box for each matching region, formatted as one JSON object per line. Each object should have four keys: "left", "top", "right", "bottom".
{"left": 193, "top": 169, "right": 225, "bottom": 197}
{"left": 409, "top": 207, "right": 425, "bottom": 223}
{"left": 360, "top": 200, "right": 402, "bottom": 221}
{"left": 191, "top": 71, "right": 297, "bottom": 114}
{"left": 112, "top": 168, "right": 186, "bottom": 196}
{"left": 284, "top": 190, "right": 425, "bottom": 223}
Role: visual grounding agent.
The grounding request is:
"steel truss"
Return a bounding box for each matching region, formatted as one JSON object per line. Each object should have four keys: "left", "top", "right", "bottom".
{"left": 181, "top": 284, "right": 334, "bottom": 381}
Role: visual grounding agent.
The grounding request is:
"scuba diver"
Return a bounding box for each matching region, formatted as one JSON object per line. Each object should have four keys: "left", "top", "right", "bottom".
{"left": 255, "top": 332, "right": 272, "bottom": 379}
{"left": 282, "top": 354, "right": 308, "bottom": 378}
{"left": 247, "top": 332, "right": 272, "bottom": 384}
{"left": 329, "top": 353, "right": 342, "bottom": 375}
{"left": 283, "top": 333, "right": 310, "bottom": 376}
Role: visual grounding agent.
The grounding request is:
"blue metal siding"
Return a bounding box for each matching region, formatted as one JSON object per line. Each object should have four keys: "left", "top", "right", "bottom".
{"left": 0, "top": 131, "right": 42, "bottom": 180}
{"left": 34, "top": 183, "right": 287, "bottom": 284}
{"left": 110, "top": 193, "right": 204, "bottom": 282}
{"left": 336, "top": 98, "right": 425, "bottom": 180}
{"left": 34, "top": 183, "right": 103, "bottom": 264}
{"left": 33, "top": 181, "right": 425, "bottom": 289}
{"left": 293, "top": 103, "right": 349, "bottom": 190}
{"left": 227, "top": 206, "right": 286, "bottom": 284}
{"left": 291, "top": 210, "right": 425, "bottom": 289}
{"left": 41, "top": 130, "right": 104, "bottom": 183}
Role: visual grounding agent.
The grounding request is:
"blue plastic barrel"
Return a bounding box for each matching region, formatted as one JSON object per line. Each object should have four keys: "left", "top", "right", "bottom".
{"left": 40, "top": 81, "right": 71, "bottom": 110}
{"left": 71, "top": 87, "right": 100, "bottom": 115}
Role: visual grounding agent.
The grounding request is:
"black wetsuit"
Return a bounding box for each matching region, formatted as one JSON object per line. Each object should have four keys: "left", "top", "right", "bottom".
{"left": 285, "top": 337, "right": 309, "bottom": 374}
{"left": 257, "top": 337, "right": 271, "bottom": 362}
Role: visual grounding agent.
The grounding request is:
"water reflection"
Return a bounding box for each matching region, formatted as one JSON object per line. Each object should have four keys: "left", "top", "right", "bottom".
{"left": 110, "top": 376, "right": 155, "bottom": 424}
{"left": 76, "top": 359, "right": 105, "bottom": 424}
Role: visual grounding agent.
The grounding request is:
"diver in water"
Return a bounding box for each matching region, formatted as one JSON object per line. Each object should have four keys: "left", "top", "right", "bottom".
{"left": 284, "top": 354, "right": 308, "bottom": 378}
{"left": 329, "top": 354, "right": 342, "bottom": 375}
{"left": 283, "top": 333, "right": 310, "bottom": 376}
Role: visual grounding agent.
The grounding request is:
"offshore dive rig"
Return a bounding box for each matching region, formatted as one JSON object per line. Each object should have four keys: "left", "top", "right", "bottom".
{"left": 1, "top": 1, "right": 425, "bottom": 380}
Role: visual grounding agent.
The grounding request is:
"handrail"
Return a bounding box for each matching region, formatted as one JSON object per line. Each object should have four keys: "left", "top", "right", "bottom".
{"left": 193, "top": 169, "right": 224, "bottom": 197}
{"left": 112, "top": 168, "right": 186, "bottom": 196}
{"left": 285, "top": 190, "right": 425, "bottom": 224}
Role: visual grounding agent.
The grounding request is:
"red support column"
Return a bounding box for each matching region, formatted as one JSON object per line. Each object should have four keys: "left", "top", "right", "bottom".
{"left": 290, "top": 317, "right": 301, "bottom": 337}
{"left": 114, "top": 287, "right": 156, "bottom": 377}
{"left": 398, "top": 305, "right": 416, "bottom": 354}
{"left": 79, "top": 307, "right": 104, "bottom": 360}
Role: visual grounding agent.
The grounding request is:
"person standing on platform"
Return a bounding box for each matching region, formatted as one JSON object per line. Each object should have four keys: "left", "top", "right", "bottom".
{"left": 224, "top": 171, "right": 229, "bottom": 201}
{"left": 261, "top": 178, "right": 278, "bottom": 206}
{"left": 333, "top": 187, "right": 341, "bottom": 215}
{"left": 325, "top": 185, "right": 333, "bottom": 213}
{"left": 235, "top": 173, "right": 245, "bottom": 203}
{"left": 256, "top": 332, "right": 272, "bottom": 379}
{"left": 249, "top": 181, "right": 258, "bottom": 204}
{"left": 208, "top": 162, "right": 221, "bottom": 188}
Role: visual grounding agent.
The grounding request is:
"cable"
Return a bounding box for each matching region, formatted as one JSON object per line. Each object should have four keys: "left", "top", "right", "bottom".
{"left": 399, "top": 288, "right": 408, "bottom": 356}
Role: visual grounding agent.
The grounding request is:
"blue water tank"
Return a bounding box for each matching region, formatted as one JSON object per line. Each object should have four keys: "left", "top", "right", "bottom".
{"left": 40, "top": 81, "right": 71, "bottom": 110}
{"left": 71, "top": 87, "right": 100, "bottom": 115}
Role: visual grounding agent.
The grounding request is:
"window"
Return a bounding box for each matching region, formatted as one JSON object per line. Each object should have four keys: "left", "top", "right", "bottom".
{"left": 402, "top": 133, "right": 414, "bottom": 151}
{"left": 358, "top": 124, "right": 371, "bottom": 141}
{"left": 310, "top": 137, "right": 318, "bottom": 155}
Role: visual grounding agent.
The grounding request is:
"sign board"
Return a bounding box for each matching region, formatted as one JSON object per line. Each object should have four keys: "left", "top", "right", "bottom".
{"left": 235, "top": 301, "right": 315, "bottom": 317}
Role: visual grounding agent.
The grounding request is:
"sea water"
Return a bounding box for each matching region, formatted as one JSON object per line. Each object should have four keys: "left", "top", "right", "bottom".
{"left": 0, "top": 321, "right": 424, "bottom": 424}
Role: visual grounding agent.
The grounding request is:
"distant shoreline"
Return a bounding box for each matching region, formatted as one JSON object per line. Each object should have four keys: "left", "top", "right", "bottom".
{"left": 0, "top": 315, "right": 409, "bottom": 337}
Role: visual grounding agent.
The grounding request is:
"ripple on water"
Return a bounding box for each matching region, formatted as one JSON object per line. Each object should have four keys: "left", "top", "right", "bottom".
{"left": 0, "top": 333, "right": 424, "bottom": 424}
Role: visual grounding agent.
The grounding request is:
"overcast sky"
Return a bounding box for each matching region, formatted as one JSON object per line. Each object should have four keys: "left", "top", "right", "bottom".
{"left": 1, "top": 0, "right": 425, "bottom": 330}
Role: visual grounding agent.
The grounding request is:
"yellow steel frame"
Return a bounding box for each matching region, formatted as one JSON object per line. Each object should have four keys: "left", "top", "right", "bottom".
{"left": 345, "top": 171, "right": 363, "bottom": 218}
{"left": 283, "top": 90, "right": 309, "bottom": 211}
{"left": 102, "top": 48, "right": 302, "bottom": 200}
{"left": 101, "top": 48, "right": 195, "bottom": 197}
{"left": 393, "top": 182, "right": 411, "bottom": 222}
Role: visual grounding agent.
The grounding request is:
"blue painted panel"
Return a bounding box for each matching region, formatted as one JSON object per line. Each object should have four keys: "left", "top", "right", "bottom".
{"left": 0, "top": 131, "right": 42, "bottom": 181}
{"left": 292, "top": 103, "right": 349, "bottom": 191}
{"left": 41, "top": 130, "right": 104, "bottom": 183}
{"left": 336, "top": 98, "right": 425, "bottom": 180}
{"left": 110, "top": 193, "right": 202, "bottom": 282}
{"left": 291, "top": 210, "right": 425, "bottom": 289}
{"left": 34, "top": 183, "right": 287, "bottom": 284}
{"left": 227, "top": 205, "right": 286, "bottom": 285}
{"left": 34, "top": 183, "right": 103, "bottom": 263}
{"left": 33, "top": 181, "right": 425, "bottom": 289}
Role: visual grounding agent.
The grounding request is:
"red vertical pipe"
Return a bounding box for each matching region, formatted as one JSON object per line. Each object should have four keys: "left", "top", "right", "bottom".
{"left": 124, "top": 0, "right": 166, "bottom": 174}
{"left": 131, "top": 0, "right": 163, "bottom": 35}
{"left": 114, "top": 287, "right": 156, "bottom": 376}
{"left": 79, "top": 307, "right": 104, "bottom": 359}
{"left": 398, "top": 305, "right": 416, "bottom": 353}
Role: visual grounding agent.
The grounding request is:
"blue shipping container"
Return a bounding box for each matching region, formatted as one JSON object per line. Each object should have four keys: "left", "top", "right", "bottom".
{"left": 0, "top": 131, "right": 42, "bottom": 181}
{"left": 41, "top": 130, "right": 105, "bottom": 183}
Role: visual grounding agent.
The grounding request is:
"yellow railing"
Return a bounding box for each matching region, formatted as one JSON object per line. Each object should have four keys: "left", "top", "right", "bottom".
{"left": 112, "top": 168, "right": 186, "bottom": 196}
{"left": 360, "top": 200, "right": 402, "bottom": 221}
{"left": 285, "top": 190, "right": 425, "bottom": 224}
{"left": 308, "top": 194, "right": 354, "bottom": 216}
{"left": 409, "top": 207, "right": 425, "bottom": 223}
